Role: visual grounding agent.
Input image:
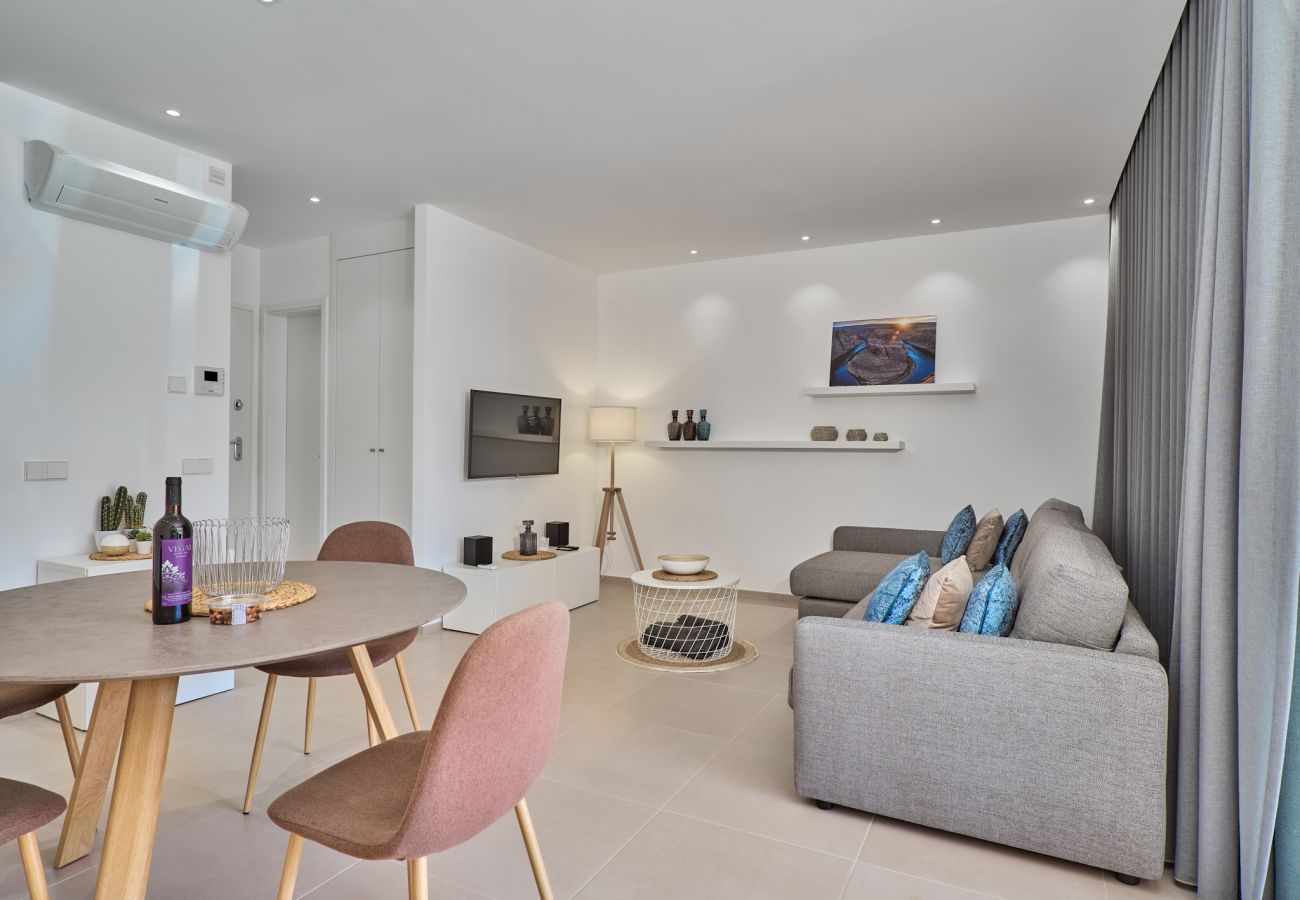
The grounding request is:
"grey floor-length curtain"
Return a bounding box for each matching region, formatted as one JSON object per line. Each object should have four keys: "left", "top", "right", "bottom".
{"left": 1094, "top": 0, "right": 1299, "bottom": 897}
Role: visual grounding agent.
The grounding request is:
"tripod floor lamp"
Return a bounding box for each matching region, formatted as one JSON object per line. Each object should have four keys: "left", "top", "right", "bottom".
{"left": 589, "top": 405, "right": 644, "bottom": 571}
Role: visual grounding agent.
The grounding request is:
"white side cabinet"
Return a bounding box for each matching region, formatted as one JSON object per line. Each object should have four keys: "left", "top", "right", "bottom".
{"left": 441, "top": 546, "right": 600, "bottom": 635}
{"left": 35, "top": 555, "right": 235, "bottom": 730}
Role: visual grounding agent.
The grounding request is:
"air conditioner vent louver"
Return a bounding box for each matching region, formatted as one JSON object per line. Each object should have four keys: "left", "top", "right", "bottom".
{"left": 23, "top": 140, "right": 247, "bottom": 252}
{"left": 207, "top": 165, "right": 227, "bottom": 187}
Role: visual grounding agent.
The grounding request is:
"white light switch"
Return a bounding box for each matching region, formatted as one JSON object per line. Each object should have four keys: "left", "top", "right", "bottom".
{"left": 24, "top": 460, "right": 68, "bottom": 481}
{"left": 181, "top": 457, "right": 214, "bottom": 475}
{"left": 168, "top": 375, "right": 187, "bottom": 394}
{"left": 24, "top": 461, "right": 46, "bottom": 481}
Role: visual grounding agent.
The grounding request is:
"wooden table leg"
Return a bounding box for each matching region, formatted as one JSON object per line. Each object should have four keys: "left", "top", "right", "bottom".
{"left": 347, "top": 645, "right": 399, "bottom": 741}
{"left": 93, "top": 676, "right": 179, "bottom": 900}
{"left": 55, "top": 680, "right": 130, "bottom": 868}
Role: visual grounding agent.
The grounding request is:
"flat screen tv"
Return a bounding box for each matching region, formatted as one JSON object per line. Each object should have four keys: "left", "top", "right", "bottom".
{"left": 466, "top": 390, "right": 562, "bottom": 479}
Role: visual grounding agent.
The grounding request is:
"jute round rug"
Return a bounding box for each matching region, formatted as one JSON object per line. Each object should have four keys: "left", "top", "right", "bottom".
{"left": 615, "top": 637, "right": 758, "bottom": 673}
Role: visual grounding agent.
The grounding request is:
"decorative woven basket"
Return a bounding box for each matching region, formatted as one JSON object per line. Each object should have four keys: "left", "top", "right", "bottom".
{"left": 872, "top": 431, "right": 890, "bottom": 441}
{"left": 846, "top": 429, "right": 868, "bottom": 441}
{"left": 810, "top": 425, "right": 839, "bottom": 441}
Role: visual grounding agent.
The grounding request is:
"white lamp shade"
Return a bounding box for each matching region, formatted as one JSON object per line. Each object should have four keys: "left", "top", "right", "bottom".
{"left": 589, "top": 406, "right": 637, "bottom": 442}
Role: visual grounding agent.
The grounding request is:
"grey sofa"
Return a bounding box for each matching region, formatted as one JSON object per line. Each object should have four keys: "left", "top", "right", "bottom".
{"left": 789, "top": 500, "right": 1168, "bottom": 883}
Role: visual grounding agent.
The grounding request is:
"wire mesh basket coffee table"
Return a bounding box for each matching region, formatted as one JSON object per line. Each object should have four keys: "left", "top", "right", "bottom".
{"left": 631, "top": 569, "right": 740, "bottom": 661}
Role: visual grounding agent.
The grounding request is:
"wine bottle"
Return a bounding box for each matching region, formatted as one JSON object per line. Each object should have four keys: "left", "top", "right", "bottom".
{"left": 152, "top": 476, "right": 193, "bottom": 624}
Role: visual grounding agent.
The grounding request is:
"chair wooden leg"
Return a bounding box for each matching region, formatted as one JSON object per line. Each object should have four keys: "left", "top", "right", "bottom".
{"left": 303, "top": 677, "right": 317, "bottom": 754}
{"left": 54, "top": 694, "right": 81, "bottom": 773}
{"left": 406, "top": 856, "right": 428, "bottom": 900}
{"left": 276, "top": 833, "right": 303, "bottom": 900}
{"left": 394, "top": 653, "right": 421, "bottom": 731}
{"left": 243, "top": 674, "right": 278, "bottom": 814}
{"left": 18, "top": 831, "right": 50, "bottom": 900}
{"left": 366, "top": 706, "right": 378, "bottom": 747}
{"left": 515, "top": 799, "right": 554, "bottom": 900}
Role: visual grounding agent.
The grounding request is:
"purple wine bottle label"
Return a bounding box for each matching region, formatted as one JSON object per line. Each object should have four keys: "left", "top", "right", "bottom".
{"left": 159, "top": 538, "right": 192, "bottom": 607}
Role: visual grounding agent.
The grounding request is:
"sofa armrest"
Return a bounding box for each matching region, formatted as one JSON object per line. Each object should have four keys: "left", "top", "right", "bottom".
{"left": 793, "top": 617, "right": 1168, "bottom": 878}
{"left": 831, "top": 526, "right": 944, "bottom": 556}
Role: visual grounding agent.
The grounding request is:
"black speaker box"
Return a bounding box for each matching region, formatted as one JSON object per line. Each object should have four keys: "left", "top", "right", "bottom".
{"left": 463, "top": 535, "right": 493, "bottom": 566}
{"left": 545, "top": 521, "right": 569, "bottom": 547}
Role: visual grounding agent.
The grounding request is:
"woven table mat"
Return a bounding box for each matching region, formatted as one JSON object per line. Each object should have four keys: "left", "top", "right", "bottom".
{"left": 90, "top": 551, "right": 152, "bottom": 561}
{"left": 651, "top": 569, "right": 719, "bottom": 582}
{"left": 501, "top": 550, "right": 557, "bottom": 562}
{"left": 145, "top": 580, "right": 316, "bottom": 616}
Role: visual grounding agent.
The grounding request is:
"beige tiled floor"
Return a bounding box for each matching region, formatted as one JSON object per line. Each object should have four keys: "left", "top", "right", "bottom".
{"left": 0, "top": 580, "right": 1197, "bottom": 899}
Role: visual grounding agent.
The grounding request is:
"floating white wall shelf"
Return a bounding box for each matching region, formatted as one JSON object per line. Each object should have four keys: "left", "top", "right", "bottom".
{"left": 645, "top": 440, "right": 904, "bottom": 452}
{"left": 801, "top": 382, "right": 976, "bottom": 397}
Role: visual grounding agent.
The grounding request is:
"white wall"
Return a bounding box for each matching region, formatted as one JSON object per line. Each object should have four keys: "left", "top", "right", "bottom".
{"left": 0, "top": 83, "right": 233, "bottom": 589}
{"left": 596, "top": 216, "right": 1110, "bottom": 592}
{"left": 413, "top": 204, "right": 599, "bottom": 569}
{"left": 260, "top": 235, "right": 330, "bottom": 307}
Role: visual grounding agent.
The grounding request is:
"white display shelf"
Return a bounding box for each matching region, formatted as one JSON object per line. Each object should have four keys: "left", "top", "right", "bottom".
{"left": 801, "top": 382, "right": 976, "bottom": 397}
{"left": 471, "top": 429, "right": 558, "bottom": 443}
{"left": 645, "top": 440, "right": 904, "bottom": 452}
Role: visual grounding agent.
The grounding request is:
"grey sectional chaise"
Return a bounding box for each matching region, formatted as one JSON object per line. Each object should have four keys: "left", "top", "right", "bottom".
{"left": 789, "top": 499, "right": 1169, "bottom": 883}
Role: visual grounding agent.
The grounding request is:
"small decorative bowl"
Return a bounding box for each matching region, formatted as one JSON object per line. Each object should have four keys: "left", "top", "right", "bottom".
{"left": 846, "top": 429, "right": 868, "bottom": 441}
{"left": 99, "top": 534, "right": 130, "bottom": 557}
{"left": 872, "top": 431, "right": 890, "bottom": 441}
{"left": 810, "top": 426, "right": 839, "bottom": 441}
{"left": 658, "top": 554, "right": 710, "bottom": 575}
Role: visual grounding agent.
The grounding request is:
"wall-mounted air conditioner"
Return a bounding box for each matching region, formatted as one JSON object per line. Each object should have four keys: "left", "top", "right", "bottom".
{"left": 23, "top": 140, "right": 248, "bottom": 252}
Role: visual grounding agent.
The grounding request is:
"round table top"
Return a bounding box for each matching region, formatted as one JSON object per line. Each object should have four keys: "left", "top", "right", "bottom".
{"left": 0, "top": 560, "right": 466, "bottom": 684}
{"left": 631, "top": 569, "right": 740, "bottom": 589}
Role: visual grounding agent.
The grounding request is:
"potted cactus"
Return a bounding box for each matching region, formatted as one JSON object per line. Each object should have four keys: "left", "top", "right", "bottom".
{"left": 93, "top": 486, "right": 148, "bottom": 551}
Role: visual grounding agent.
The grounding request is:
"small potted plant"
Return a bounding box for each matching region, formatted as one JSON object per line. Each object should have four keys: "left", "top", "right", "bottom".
{"left": 130, "top": 528, "right": 153, "bottom": 557}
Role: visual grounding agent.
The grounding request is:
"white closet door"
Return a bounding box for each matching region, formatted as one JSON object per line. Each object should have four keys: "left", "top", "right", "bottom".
{"left": 331, "top": 253, "right": 381, "bottom": 527}
{"left": 378, "top": 248, "right": 414, "bottom": 534}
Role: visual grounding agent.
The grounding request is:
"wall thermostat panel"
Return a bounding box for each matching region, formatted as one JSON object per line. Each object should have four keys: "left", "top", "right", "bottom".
{"left": 194, "top": 366, "right": 225, "bottom": 396}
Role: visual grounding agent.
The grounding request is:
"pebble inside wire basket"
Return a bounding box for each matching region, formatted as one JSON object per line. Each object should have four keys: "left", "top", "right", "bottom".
{"left": 192, "top": 517, "right": 291, "bottom": 603}
{"left": 633, "top": 580, "right": 736, "bottom": 661}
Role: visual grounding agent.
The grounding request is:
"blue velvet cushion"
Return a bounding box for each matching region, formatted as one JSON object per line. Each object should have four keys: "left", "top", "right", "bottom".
{"left": 994, "top": 508, "right": 1028, "bottom": 566}
{"left": 959, "top": 564, "right": 1019, "bottom": 636}
{"left": 940, "top": 505, "right": 977, "bottom": 563}
{"left": 864, "top": 552, "right": 932, "bottom": 625}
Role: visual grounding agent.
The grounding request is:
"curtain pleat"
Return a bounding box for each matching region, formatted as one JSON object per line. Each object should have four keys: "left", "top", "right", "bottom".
{"left": 1094, "top": 0, "right": 1298, "bottom": 897}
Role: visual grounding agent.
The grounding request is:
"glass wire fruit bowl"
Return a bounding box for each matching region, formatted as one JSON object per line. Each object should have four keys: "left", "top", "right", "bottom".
{"left": 193, "top": 518, "right": 290, "bottom": 606}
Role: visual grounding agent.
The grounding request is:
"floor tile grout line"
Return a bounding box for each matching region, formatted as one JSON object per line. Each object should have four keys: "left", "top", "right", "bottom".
{"left": 294, "top": 858, "right": 362, "bottom": 899}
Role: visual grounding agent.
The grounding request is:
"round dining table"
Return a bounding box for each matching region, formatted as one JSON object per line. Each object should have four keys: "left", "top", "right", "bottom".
{"left": 0, "top": 559, "right": 465, "bottom": 900}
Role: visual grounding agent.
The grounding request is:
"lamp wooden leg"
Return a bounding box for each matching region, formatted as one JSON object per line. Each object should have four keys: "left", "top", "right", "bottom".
{"left": 515, "top": 799, "right": 554, "bottom": 900}
{"left": 394, "top": 653, "right": 421, "bottom": 731}
{"left": 93, "top": 676, "right": 179, "bottom": 900}
{"left": 348, "top": 645, "right": 399, "bottom": 741}
{"left": 55, "top": 680, "right": 130, "bottom": 868}
{"left": 613, "top": 488, "right": 645, "bottom": 571}
{"left": 243, "top": 674, "right": 278, "bottom": 814}
{"left": 594, "top": 489, "right": 613, "bottom": 565}
{"left": 303, "top": 676, "right": 317, "bottom": 754}
{"left": 276, "top": 833, "right": 303, "bottom": 900}
{"left": 54, "top": 694, "right": 80, "bottom": 773}
{"left": 407, "top": 856, "right": 428, "bottom": 900}
{"left": 18, "top": 832, "right": 50, "bottom": 900}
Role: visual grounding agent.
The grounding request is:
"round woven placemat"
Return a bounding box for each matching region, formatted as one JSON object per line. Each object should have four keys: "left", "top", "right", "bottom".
{"left": 615, "top": 637, "right": 757, "bottom": 673}
{"left": 651, "top": 569, "right": 718, "bottom": 582}
{"left": 501, "top": 550, "right": 557, "bottom": 562}
{"left": 144, "top": 580, "right": 316, "bottom": 616}
{"left": 90, "top": 551, "right": 152, "bottom": 561}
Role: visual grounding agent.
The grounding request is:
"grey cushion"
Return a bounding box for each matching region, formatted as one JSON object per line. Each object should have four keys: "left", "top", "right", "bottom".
{"left": 1009, "top": 508, "right": 1129, "bottom": 651}
{"left": 790, "top": 550, "right": 941, "bottom": 602}
{"left": 798, "top": 596, "right": 857, "bottom": 619}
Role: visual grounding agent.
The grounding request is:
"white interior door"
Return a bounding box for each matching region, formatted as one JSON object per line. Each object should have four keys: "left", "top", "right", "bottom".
{"left": 285, "top": 312, "right": 323, "bottom": 558}
{"left": 378, "top": 248, "right": 414, "bottom": 534}
{"left": 228, "top": 306, "right": 255, "bottom": 518}
{"left": 330, "top": 254, "right": 381, "bottom": 527}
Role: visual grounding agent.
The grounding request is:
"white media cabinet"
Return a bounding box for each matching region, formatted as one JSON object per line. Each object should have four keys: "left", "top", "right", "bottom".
{"left": 441, "top": 545, "right": 600, "bottom": 634}
{"left": 34, "top": 554, "right": 236, "bottom": 730}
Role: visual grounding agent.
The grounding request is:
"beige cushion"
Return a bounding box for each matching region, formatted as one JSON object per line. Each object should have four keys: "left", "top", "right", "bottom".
{"left": 966, "top": 508, "right": 1004, "bottom": 571}
{"left": 906, "top": 556, "right": 974, "bottom": 630}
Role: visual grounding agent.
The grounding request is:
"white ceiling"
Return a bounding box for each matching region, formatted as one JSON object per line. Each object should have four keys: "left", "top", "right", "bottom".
{"left": 0, "top": 0, "right": 1183, "bottom": 272}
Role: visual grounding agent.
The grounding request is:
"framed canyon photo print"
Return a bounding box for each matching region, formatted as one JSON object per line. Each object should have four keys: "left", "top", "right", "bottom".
{"left": 829, "top": 315, "right": 937, "bottom": 386}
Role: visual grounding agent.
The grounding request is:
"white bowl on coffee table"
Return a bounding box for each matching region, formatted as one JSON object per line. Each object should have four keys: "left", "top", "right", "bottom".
{"left": 657, "top": 554, "right": 710, "bottom": 575}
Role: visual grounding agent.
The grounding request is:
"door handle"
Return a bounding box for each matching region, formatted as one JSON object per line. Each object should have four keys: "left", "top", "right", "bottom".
{"left": 230, "top": 436, "right": 243, "bottom": 462}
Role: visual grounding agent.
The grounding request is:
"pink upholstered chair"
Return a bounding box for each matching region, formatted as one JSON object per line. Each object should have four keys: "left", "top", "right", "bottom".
{"left": 243, "top": 521, "right": 424, "bottom": 814}
{"left": 1, "top": 777, "right": 67, "bottom": 900}
{"left": 268, "top": 601, "right": 570, "bottom": 900}
{"left": 0, "top": 684, "right": 80, "bottom": 774}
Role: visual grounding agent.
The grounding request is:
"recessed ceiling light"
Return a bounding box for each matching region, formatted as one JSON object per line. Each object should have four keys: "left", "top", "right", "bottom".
{"left": 800, "top": 235, "right": 811, "bottom": 241}
{"left": 163, "top": 109, "right": 182, "bottom": 118}
{"left": 308, "top": 196, "right": 321, "bottom": 203}
{"left": 930, "top": 218, "right": 942, "bottom": 225}
{"left": 689, "top": 249, "right": 698, "bottom": 255}
{"left": 1083, "top": 197, "right": 1097, "bottom": 205}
